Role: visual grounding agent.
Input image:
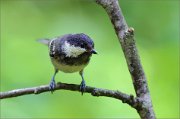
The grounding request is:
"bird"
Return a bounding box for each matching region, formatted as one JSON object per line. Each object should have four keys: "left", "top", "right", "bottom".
{"left": 38, "top": 33, "right": 97, "bottom": 95}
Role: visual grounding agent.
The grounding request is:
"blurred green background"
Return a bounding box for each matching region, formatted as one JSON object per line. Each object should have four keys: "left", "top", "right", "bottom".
{"left": 0, "top": 0, "right": 179, "bottom": 118}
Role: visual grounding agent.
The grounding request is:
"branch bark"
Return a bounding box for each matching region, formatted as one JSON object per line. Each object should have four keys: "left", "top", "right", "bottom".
{"left": 0, "top": 82, "right": 138, "bottom": 108}
{"left": 96, "top": 0, "right": 155, "bottom": 119}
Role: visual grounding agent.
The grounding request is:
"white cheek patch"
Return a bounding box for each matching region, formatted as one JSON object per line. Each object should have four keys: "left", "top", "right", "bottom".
{"left": 62, "top": 41, "right": 86, "bottom": 57}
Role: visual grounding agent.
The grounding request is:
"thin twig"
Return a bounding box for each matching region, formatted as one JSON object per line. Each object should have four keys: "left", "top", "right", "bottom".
{"left": 0, "top": 82, "right": 138, "bottom": 108}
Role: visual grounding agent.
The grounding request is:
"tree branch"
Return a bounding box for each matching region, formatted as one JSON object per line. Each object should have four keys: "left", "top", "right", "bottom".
{"left": 96, "top": 0, "right": 155, "bottom": 119}
{"left": 0, "top": 82, "right": 138, "bottom": 108}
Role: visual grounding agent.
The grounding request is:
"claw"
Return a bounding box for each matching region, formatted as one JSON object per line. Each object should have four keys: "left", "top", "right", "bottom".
{"left": 49, "top": 69, "right": 58, "bottom": 93}
{"left": 49, "top": 79, "right": 56, "bottom": 93}
{"left": 80, "top": 79, "right": 86, "bottom": 95}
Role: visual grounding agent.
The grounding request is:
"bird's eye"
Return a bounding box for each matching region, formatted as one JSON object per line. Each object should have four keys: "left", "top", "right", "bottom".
{"left": 80, "top": 44, "right": 85, "bottom": 48}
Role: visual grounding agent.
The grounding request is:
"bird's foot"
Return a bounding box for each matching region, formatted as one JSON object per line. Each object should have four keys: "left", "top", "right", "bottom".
{"left": 49, "top": 79, "right": 56, "bottom": 93}
{"left": 80, "top": 80, "right": 86, "bottom": 95}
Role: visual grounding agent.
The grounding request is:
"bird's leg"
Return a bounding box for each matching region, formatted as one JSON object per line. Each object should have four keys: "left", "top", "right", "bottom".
{"left": 49, "top": 69, "right": 58, "bottom": 93}
{"left": 79, "top": 70, "right": 86, "bottom": 95}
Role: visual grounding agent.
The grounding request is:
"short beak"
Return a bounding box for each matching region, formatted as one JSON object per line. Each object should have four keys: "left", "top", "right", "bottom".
{"left": 91, "top": 49, "right": 98, "bottom": 54}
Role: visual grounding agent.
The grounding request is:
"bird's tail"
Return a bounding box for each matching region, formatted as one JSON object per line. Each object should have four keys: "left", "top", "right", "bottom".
{"left": 37, "top": 39, "right": 50, "bottom": 46}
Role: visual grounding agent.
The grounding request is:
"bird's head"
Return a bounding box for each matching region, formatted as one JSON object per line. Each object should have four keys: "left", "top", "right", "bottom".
{"left": 62, "top": 33, "right": 97, "bottom": 58}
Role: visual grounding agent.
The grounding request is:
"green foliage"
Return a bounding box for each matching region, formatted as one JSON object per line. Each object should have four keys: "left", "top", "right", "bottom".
{"left": 0, "top": 0, "right": 179, "bottom": 118}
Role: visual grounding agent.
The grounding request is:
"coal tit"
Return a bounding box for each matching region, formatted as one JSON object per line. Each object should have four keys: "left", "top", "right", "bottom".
{"left": 38, "top": 33, "right": 97, "bottom": 94}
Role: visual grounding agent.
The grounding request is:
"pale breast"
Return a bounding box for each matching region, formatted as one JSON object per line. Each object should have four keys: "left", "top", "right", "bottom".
{"left": 51, "top": 58, "right": 88, "bottom": 73}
